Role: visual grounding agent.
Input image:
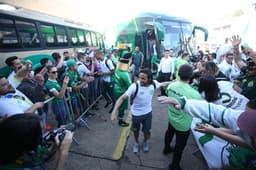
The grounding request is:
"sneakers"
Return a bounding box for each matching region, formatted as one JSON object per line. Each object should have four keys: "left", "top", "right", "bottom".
{"left": 163, "top": 146, "right": 173, "bottom": 155}
{"left": 104, "top": 101, "right": 111, "bottom": 108}
{"left": 168, "top": 164, "right": 182, "bottom": 170}
{"left": 133, "top": 142, "right": 150, "bottom": 153}
{"left": 133, "top": 143, "right": 139, "bottom": 153}
{"left": 118, "top": 120, "right": 129, "bottom": 127}
{"left": 143, "top": 141, "right": 149, "bottom": 152}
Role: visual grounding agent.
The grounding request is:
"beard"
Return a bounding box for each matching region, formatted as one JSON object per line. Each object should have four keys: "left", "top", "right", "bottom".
{"left": 8, "top": 85, "right": 16, "bottom": 94}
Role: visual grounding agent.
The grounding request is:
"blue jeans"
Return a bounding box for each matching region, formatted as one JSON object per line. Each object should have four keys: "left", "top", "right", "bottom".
{"left": 41, "top": 112, "right": 47, "bottom": 133}
{"left": 71, "top": 96, "right": 81, "bottom": 116}
{"left": 52, "top": 102, "right": 67, "bottom": 127}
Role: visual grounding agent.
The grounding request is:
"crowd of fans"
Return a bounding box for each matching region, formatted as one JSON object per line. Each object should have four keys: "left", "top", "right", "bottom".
{"left": 0, "top": 34, "right": 256, "bottom": 170}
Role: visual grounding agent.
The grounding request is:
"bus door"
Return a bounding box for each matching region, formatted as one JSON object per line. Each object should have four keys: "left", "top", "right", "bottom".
{"left": 144, "top": 29, "right": 155, "bottom": 68}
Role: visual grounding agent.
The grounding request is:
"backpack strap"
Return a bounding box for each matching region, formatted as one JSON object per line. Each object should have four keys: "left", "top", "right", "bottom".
{"left": 130, "top": 82, "right": 139, "bottom": 105}
{"left": 105, "top": 58, "right": 111, "bottom": 71}
{"left": 152, "top": 81, "right": 156, "bottom": 89}
{"left": 130, "top": 81, "right": 155, "bottom": 105}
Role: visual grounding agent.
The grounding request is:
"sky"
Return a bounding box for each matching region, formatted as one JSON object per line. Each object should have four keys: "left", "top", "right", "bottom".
{"left": 70, "top": 0, "right": 251, "bottom": 29}
{"left": 1, "top": 0, "right": 254, "bottom": 46}
{"left": 1, "top": 0, "right": 252, "bottom": 29}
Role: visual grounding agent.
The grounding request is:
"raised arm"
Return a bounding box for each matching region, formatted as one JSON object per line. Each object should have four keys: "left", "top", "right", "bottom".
{"left": 51, "top": 75, "right": 69, "bottom": 98}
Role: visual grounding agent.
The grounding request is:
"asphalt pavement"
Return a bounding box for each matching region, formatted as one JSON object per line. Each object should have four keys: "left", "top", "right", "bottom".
{"left": 47, "top": 91, "right": 209, "bottom": 170}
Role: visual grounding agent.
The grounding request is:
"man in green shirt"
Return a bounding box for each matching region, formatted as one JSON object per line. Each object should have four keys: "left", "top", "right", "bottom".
{"left": 174, "top": 52, "right": 189, "bottom": 80}
{"left": 131, "top": 46, "right": 144, "bottom": 82}
{"left": 63, "top": 59, "right": 87, "bottom": 119}
{"left": 114, "top": 52, "right": 132, "bottom": 127}
{"left": 163, "top": 64, "right": 202, "bottom": 170}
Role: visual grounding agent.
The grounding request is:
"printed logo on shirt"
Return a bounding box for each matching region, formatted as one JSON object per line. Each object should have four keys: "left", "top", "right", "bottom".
{"left": 248, "top": 81, "right": 254, "bottom": 87}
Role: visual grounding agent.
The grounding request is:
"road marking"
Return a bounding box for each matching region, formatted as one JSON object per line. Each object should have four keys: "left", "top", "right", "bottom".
{"left": 112, "top": 111, "right": 131, "bottom": 160}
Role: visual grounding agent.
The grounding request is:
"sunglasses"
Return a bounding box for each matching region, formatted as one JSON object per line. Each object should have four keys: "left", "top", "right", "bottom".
{"left": 50, "top": 71, "right": 58, "bottom": 74}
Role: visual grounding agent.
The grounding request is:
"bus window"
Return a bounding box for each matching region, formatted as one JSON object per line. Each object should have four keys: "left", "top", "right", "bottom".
{"left": 40, "top": 24, "right": 56, "bottom": 47}
{"left": 16, "top": 20, "right": 40, "bottom": 48}
{"left": 91, "top": 32, "right": 97, "bottom": 47}
{"left": 0, "top": 18, "right": 20, "bottom": 49}
{"left": 96, "top": 33, "right": 104, "bottom": 48}
{"left": 97, "top": 35, "right": 102, "bottom": 48}
{"left": 85, "top": 31, "right": 92, "bottom": 47}
{"left": 68, "top": 28, "right": 78, "bottom": 46}
{"left": 77, "top": 29, "right": 85, "bottom": 46}
{"left": 55, "top": 26, "right": 68, "bottom": 46}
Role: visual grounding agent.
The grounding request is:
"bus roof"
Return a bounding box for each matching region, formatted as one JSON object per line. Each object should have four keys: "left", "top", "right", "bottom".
{"left": 0, "top": 7, "right": 98, "bottom": 32}
{"left": 136, "top": 12, "right": 192, "bottom": 24}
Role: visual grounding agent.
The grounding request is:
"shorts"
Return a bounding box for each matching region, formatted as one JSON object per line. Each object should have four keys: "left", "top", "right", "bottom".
{"left": 131, "top": 112, "right": 152, "bottom": 136}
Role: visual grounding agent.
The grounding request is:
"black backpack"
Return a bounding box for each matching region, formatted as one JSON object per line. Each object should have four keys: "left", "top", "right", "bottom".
{"left": 130, "top": 81, "right": 156, "bottom": 105}
{"left": 105, "top": 58, "right": 115, "bottom": 71}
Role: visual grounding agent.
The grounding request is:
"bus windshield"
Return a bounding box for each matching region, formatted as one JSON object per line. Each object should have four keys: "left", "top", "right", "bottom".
{"left": 160, "top": 20, "right": 193, "bottom": 51}
{"left": 114, "top": 12, "right": 207, "bottom": 67}
{"left": 136, "top": 17, "right": 193, "bottom": 49}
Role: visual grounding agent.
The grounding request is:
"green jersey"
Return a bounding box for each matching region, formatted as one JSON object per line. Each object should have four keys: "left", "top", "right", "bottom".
{"left": 167, "top": 81, "right": 202, "bottom": 131}
{"left": 175, "top": 57, "right": 188, "bottom": 79}
{"left": 45, "top": 79, "right": 64, "bottom": 104}
{"left": 114, "top": 69, "right": 132, "bottom": 95}
{"left": 64, "top": 69, "right": 81, "bottom": 98}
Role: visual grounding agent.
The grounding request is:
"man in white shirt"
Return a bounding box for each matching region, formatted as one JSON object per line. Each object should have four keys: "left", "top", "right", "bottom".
{"left": 218, "top": 53, "right": 240, "bottom": 81}
{"left": 0, "top": 75, "right": 44, "bottom": 117}
{"left": 158, "top": 49, "right": 175, "bottom": 95}
{"left": 111, "top": 69, "right": 170, "bottom": 153}
{"left": 95, "top": 50, "right": 115, "bottom": 109}
{"left": 76, "top": 53, "right": 94, "bottom": 113}
{"left": 5, "top": 56, "right": 32, "bottom": 89}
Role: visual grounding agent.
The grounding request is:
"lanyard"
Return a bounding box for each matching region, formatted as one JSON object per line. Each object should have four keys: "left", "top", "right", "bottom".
{"left": 4, "top": 94, "right": 33, "bottom": 106}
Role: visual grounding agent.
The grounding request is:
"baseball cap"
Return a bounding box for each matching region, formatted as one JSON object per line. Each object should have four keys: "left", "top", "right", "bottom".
{"left": 66, "top": 59, "right": 76, "bottom": 68}
{"left": 237, "top": 110, "right": 256, "bottom": 138}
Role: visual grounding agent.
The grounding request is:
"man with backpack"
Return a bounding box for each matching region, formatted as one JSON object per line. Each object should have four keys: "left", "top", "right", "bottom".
{"left": 111, "top": 68, "right": 170, "bottom": 153}
{"left": 95, "top": 49, "right": 115, "bottom": 110}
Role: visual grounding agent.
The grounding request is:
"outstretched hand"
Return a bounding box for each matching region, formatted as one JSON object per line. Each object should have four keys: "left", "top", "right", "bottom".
{"left": 157, "top": 96, "right": 181, "bottom": 109}
{"left": 194, "top": 123, "right": 216, "bottom": 135}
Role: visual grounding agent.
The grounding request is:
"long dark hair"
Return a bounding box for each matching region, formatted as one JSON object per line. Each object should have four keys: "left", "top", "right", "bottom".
{"left": 139, "top": 68, "right": 154, "bottom": 85}
{"left": 198, "top": 74, "right": 220, "bottom": 102}
{"left": 0, "top": 114, "right": 42, "bottom": 164}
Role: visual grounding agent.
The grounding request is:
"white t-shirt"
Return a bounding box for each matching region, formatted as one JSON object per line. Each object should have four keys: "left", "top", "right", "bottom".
{"left": 77, "top": 61, "right": 91, "bottom": 88}
{"left": 158, "top": 56, "right": 175, "bottom": 73}
{"left": 126, "top": 80, "right": 161, "bottom": 116}
{"left": 99, "top": 58, "right": 115, "bottom": 82}
{"left": 7, "top": 71, "right": 21, "bottom": 89}
{"left": 215, "top": 81, "right": 249, "bottom": 110}
{"left": 0, "top": 90, "right": 34, "bottom": 117}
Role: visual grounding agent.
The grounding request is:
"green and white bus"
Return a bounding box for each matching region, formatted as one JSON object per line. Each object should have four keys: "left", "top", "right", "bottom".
{"left": 0, "top": 6, "right": 105, "bottom": 76}
{"left": 114, "top": 12, "right": 208, "bottom": 67}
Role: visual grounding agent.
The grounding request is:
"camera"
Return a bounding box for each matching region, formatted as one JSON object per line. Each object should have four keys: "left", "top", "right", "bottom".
{"left": 42, "top": 123, "right": 76, "bottom": 144}
{"left": 189, "top": 54, "right": 200, "bottom": 63}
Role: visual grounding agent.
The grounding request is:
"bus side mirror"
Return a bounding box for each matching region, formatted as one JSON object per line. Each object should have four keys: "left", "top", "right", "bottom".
{"left": 146, "top": 29, "right": 155, "bottom": 40}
